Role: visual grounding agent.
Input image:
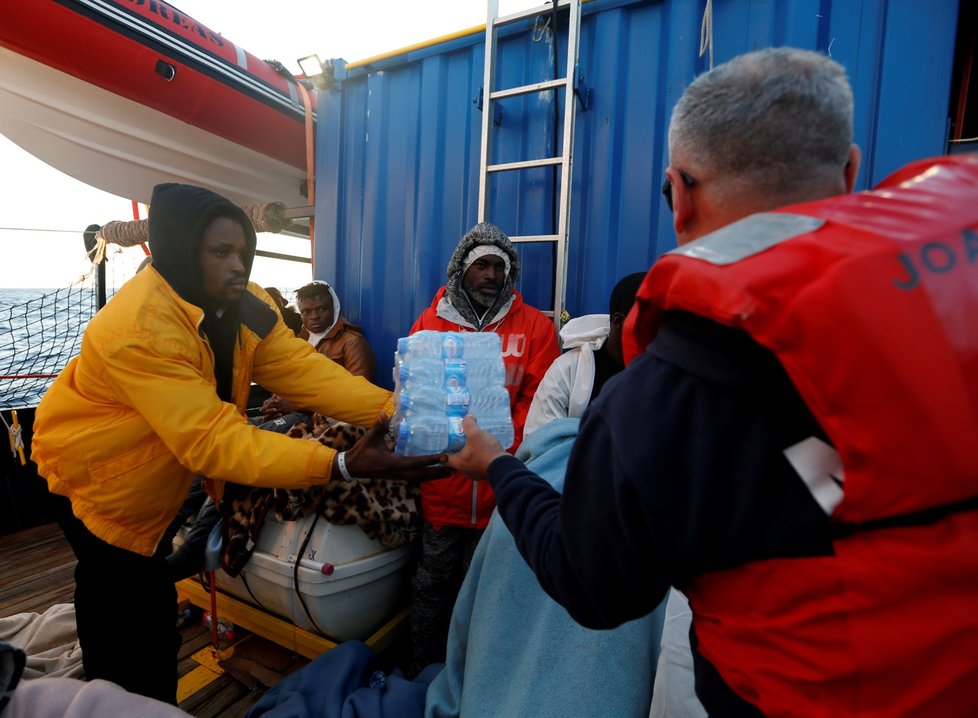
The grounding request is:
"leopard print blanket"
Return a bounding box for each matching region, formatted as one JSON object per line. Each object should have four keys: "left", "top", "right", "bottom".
{"left": 220, "top": 414, "right": 420, "bottom": 577}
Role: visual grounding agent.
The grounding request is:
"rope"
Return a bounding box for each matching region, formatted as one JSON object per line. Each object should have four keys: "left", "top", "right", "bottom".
{"left": 0, "top": 226, "right": 81, "bottom": 234}
{"left": 94, "top": 202, "right": 298, "bottom": 251}
{"left": 132, "top": 201, "right": 151, "bottom": 256}
{"left": 699, "top": 0, "right": 714, "bottom": 69}
{"left": 97, "top": 219, "right": 148, "bottom": 248}
{"left": 2, "top": 410, "right": 26, "bottom": 465}
{"left": 85, "top": 234, "right": 107, "bottom": 266}
{"left": 242, "top": 201, "right": 294, "bottom": 233}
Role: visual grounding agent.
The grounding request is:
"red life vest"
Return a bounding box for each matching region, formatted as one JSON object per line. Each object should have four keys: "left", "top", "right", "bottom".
{"left": 623, "top": 155, "right": 978, "bottom": 716}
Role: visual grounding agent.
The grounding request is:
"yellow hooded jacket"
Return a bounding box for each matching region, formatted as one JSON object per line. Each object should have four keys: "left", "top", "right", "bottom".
{"left": 33, "top": 268, "right": 394, "bottom": 556}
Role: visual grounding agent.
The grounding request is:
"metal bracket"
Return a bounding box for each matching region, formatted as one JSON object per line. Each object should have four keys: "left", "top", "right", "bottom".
{"left": 474, "top": 88, "right": 504, "bottom": 126}
{"left": 575, "top": 74, "right": 591, "bottom": 112}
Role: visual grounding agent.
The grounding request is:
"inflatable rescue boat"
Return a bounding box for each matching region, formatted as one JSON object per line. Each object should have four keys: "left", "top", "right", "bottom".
{"left": 0, "top": 0, "right": 316, "bottom": 207}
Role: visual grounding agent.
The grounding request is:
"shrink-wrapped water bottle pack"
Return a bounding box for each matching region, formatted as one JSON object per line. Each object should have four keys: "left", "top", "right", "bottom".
{"left": 392, "top": 330, "right": 513, "bottom": 456}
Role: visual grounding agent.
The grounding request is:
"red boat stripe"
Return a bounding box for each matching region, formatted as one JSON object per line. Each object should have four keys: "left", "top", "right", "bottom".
{"left": 53, "top": 0, "right": 313, "bottom": 121}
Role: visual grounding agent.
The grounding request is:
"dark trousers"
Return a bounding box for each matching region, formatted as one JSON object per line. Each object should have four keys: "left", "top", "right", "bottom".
{"left": 408, "top": 522, "right": 482, "bottom": 676}
{"left": 51, "top": 494, "right": 179, "bottom": 704}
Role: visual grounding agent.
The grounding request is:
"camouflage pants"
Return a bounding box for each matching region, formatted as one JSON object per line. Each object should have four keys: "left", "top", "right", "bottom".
{"left": 407, "top": 521, "right": 483, "bottom": 677}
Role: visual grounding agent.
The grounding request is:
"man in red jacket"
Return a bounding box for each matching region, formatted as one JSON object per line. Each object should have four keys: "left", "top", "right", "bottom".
{"left": 407, "top": 222, "right": 559, "bottom": 674}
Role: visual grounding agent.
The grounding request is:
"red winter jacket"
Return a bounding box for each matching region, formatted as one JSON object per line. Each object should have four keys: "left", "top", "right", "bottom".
{"left": 411, "top": 287, "right": 559, "bottom": 529}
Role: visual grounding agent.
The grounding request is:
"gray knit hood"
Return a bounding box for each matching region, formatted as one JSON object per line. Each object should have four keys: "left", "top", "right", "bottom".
{"left": 444, "top": 223, "right": 520, "bottom": 329}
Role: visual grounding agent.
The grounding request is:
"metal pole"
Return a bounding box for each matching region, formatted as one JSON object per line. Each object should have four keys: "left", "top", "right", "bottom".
{"left": 83, "top": 224, "right": 107, "bottom": 309}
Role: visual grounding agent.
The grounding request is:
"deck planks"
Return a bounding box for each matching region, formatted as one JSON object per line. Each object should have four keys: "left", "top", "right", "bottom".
{"left": 0, "top": 522, "right": 76, "bottom": 616}
{"left": 0, "top": 523, "right": 299, "bottom": 717}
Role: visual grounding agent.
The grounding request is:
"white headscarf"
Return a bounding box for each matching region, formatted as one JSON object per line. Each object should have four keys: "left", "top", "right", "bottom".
{"left": 461, "top": 245, "right": 511, "bottom": 277}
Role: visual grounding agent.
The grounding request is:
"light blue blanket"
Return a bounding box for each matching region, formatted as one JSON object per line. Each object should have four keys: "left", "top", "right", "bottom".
{"left": 425, "top": 418, "right": 665, "bottom": 718}
{"left": 246, "top": 418, "right": 665, "bottom": 718}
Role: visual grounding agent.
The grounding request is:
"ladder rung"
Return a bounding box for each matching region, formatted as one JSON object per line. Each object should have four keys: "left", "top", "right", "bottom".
{"left": 509, "top": 234, "right": 559, "bottom": 244}
{"left": 488, "top": 157, "right": 562, "bottom": 173}
{"left": 540, "top": 309, "right": 556, "bottom": 318}
{"left": 491, "top": 77, "right": 569, "bottom": 100}
{"left": 492, "top": 0, "right": 571, "bottom": 29}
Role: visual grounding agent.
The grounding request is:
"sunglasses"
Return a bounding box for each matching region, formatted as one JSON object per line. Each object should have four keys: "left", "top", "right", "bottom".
{"left": 661, "top": 169, "right": 696, "bottom": 212}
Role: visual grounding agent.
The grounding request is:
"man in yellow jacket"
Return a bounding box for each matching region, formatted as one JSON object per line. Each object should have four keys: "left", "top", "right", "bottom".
{"left": 32, "top": 183, "right": 445, "bottom": 705}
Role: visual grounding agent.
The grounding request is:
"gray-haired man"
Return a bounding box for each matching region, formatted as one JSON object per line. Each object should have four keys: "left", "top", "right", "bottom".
{"left": 447, "top": 48, "right": 978, "bottom": 716}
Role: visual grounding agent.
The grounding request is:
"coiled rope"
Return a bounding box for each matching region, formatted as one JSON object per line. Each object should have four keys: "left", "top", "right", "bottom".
{"left": 88, "top": 201, "right": 299, "bottom": 258}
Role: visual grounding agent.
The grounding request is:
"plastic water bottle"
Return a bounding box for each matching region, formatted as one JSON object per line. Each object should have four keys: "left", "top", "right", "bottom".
{"left": 441, "top": 332, "right": 465, "bottom": 359}
{"left": 458, "top": 334, "right": 504, "bottom": 390}
{"left": 469, "top": 385, "right": 510, "bottom": 420}
{"left": 398, "top": 385, "right": 446, "bottom": 414}
{"left": 460, "top": 332, "right": 501, "bottom": 357}
{"left": 398, "top": 357, "right": 443, "bottom": 386}
{"left": 461, "top": 335, "right": 512, "bottom": 447}
{"left": 477, "top": 417, "right": 515, "bottom": 450}
{"left": 397, "top": 419, "right": 448, "bottom": 456}
{"left": 202, "top": 611, "right": 236, "bottom": 642}
{"left": 446, "top": 416, "right": 466, "bottom": 452}
{"left": 465, "top": 357, "right": 506, "bottom": 391}
{"left": 397, "top": 332, "right": 443, "bottom": 359}
{"left": 443, "top": 360, "right": 471, "bottom": 415}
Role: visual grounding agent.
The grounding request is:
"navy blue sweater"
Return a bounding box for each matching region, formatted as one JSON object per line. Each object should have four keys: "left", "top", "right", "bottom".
{"left": 487, "top": 311, "right": 834, "bottom": 714}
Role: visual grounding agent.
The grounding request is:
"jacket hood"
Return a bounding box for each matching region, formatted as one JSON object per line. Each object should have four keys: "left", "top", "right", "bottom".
{"left": 147, "top": 183, "right": 257, "bottom": 309}
{"left": 321, "top": 282, "right": 342, "bottom": 335}
{"left": 559, "top": 314, "right": 610, "bottom": 350}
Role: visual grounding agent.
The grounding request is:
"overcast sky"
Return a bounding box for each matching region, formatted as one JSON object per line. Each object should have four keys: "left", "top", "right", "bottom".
{"left": 0, "top": 1, "right": 511, "bottom": 289}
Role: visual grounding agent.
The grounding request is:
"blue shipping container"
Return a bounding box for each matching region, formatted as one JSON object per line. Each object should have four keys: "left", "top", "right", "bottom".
{"left": 313, "top": 0, "right": 960, "bottom": 387}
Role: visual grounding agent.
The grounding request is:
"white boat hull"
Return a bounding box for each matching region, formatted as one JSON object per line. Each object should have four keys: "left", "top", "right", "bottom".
{"left": 0, "top": 46, "right": 308, "bottom": 208}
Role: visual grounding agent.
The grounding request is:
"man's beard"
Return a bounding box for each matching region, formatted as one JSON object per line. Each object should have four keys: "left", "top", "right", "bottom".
{"left": 467, "top": 289, "right": 498, "bottom": 310}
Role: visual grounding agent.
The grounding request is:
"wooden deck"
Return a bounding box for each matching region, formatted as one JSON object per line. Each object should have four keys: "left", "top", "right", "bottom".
{"left": 0, "top": 522, "right": 75, "bottom": 616}
{"left": 0, "top": 523, "right": 409, "bottom": 716}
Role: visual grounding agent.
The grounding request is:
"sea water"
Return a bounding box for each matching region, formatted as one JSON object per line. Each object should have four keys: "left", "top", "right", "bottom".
{"left": 0, "top": 287, "right": 100, "bottom": 409}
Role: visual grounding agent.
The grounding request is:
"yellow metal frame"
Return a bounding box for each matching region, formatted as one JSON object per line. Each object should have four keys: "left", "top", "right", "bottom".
{"left": 345, "top": 25, "right": 485, "bottom": 70}
{"left": 176, "top": 578, "right": 407, "bottom": 660}
{"left": 177, "top": 642, "right": 237, "bottom": 703}
{"left": 343, "top": 0, "right": 594, "bottom": 71}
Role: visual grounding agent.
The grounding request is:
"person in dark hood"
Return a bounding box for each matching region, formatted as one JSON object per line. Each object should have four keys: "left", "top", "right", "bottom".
{"left": 405, "top": 222, "right": 559, "bottom": 675}
{"left": 33, "top": 183, "right": 448, "bottom": 705}
{"left": 264, "top": 286, "right": 303, "bottom": 335}
{"left": 147, "top": 183, "right": 257, "bottom": 405}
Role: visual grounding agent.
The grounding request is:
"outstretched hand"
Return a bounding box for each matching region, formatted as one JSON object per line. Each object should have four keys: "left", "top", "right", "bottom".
{"left": 261, "top": 394, "right": 299, "bottom": 420}
{"left": 444, "top": 415, "right": 507, "bottom": 482}
{"left": 338, "top": 413, "right": 451, "bottom": 483}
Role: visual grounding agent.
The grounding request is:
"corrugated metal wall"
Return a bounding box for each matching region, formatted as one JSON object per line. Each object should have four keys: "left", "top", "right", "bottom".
{"left": 314, "top": 0, "right": 960, "bottom": 386}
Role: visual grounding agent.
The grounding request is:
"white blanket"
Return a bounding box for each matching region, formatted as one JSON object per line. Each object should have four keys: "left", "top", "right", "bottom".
{"left": 0, "top": 603, "right": 83, "bottom": 679}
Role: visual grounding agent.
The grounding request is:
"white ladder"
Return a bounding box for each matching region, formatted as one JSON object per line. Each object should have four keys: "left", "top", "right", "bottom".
{"left": 477, "top": 0, "right": 583, "bottom": 329}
